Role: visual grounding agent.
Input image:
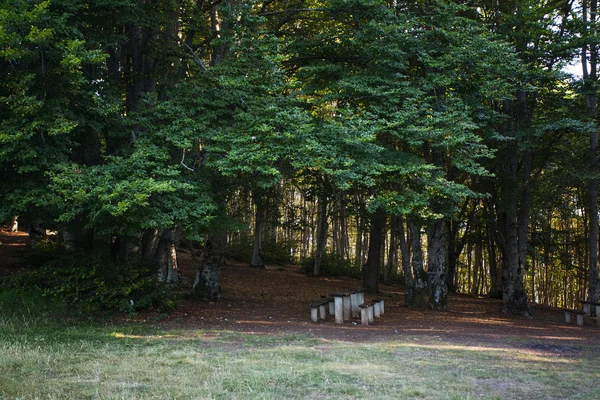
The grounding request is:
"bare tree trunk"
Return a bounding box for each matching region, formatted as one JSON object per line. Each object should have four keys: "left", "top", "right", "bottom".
{"left": 384, "top": 216, "right": 398, "bottom": 284}
{"left": 355, "top": 213, "right": 362, "bottom": 268}
{"left": 427, "top": 219, "right": 448, "bottom": 309}
{"left": 155, "top": 229, "right": 179, "bottom": 283}
{"left": 313, "top": 182, "right": 329, "bottom": 276}
{"left": 398, "top": 216, "right": 414, "bottom": 305}
{"left": 363, "top": 207, "right": 385, "bottom": 292}
{"left": 585, "top": 0, "right": 600, "bottom": 303}
{"left": 472, "top": 238, "right": 482, "bottom": 295}
{"left": 10, "top": 216, "right": 18, "bottom": 232}
{"left": 409, "top": 221, "right": 427, "bottom": 306}
{"left": 28, "top": 218, "right": 46, "bottom": 246}
{"left": 485, "top": 200, "right": 501, "bottom": 299}
{"left": 194, "top": 230, "right": 226, "bottom": 300}
{"left": 185, "top": 240, "right": 203, "bottom": 292}
{"left": 251, "top": 195, "right": 265, "bottom": 268}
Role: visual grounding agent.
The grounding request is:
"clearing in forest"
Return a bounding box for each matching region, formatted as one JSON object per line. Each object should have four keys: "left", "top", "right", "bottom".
{"left": 1, "top": 229, "right": 600, "bottom": 399}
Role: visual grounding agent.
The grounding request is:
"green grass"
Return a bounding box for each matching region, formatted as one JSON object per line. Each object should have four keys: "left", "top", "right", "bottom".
{"left": 1, "top": 315, "right": 599, "bottom": 399}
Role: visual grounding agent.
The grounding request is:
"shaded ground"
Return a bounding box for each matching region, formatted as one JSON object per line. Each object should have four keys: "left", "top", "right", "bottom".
{"left": 2, "top": 227, "right": 599, "bottom": 358}
{"left": 0, "top": 227, "right": 28, "bottom": 278}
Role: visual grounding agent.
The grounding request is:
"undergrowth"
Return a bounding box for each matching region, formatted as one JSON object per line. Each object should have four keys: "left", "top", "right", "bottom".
{"left": 0, "top": 242, "right": 176, "bottom": 317}
{"left": 301, "top": 252, "right": 361, "bottom": 277}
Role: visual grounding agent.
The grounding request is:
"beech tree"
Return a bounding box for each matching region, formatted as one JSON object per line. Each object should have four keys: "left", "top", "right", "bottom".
{"left": 3, "top": 0, "right": 599, "bottom": 313}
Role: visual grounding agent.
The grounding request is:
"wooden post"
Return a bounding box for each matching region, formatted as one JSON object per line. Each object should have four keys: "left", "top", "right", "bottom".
{"left": 350, "top": 292, "right": 359, "bottom": 318}
{"left": 380, "top": 300, "right": 385, "bottom": 315}
{"left": 368, "top": 305, "right": 374, "bottom": 323}
{"left": 583, "top": 302, "right": 591, "bottom": 316}
{"left": 565, "top": 310, "right": 572, "bottom": 324}
{"left": 343, "top": 294, "right": 351, "bottom": 322}
{"left": 360, "top": 305, "right": 369, "bottom": 325}
{"left": 334, "top": 296, "right": 344, "bottom": 324}
{"left": 373, "top": 301, "right": 381, "bottom": 318}
{"left": 577, "top": 313, "right": 584, "bottom": 327}
{"left": 311, "top": 307, "right": 318, "bottom": 323}
{"left": 583, "top": 302, "right": 592, "bottom": 323}
{"left": 319, "top": 304, "right": 327, "bottom": 320}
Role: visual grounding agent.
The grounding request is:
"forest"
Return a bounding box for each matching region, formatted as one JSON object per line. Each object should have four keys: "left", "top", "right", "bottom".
{"left": 2, "top": 0, "right": 600, "bottom": 317}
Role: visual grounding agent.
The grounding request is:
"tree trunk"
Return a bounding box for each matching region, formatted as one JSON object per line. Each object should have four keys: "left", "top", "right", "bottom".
{"left": 251, "top": 195, "right": 266, "bottom": 268}
{"left": 384, "top": 216, "right": 398, "bottom": 284}
{"left": 500, "top": 197, "right": 531, "bottom": 315}
{"left": 10, "top": 215, "right": 18, "bottom": 232}
{"left": 363, "top": 207, "right": 386, "bottom": 292}
{"left": 398, "top": 216, "right": 414, "bottom": 306}
{"left": 472, "top": 238, "right": 482, "bottom": 295}
{"left": 185, "top": 240, "right": 203, "bottom": 292}
{"left": 194, "top": 230, "right": 226, "bottom": 300}
{"left": 155, "top": 229, "right": 179, "bottom": 283}
{"left": 28, "top": 218, "right": 46, "bottom": 246}
{"left": 409, "top": 221, "right": 427, "bottom": 306}
{"left": 585, "top": 0, "right": 600, "bottom": 303}
{"left": 142, "top": 229, "right": 161, "bottom": 260}
{"left": 313, "top": 183, "right": 329, "bottom": 276}
{"left": 355, "top": 213, "right": 362, "bottom": 268}
{"left": 427, "top": 219, "right": 448, "bottom": 309}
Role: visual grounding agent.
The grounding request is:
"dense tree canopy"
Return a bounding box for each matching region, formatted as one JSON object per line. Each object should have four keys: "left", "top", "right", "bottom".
{"left": 2, "top": 0, "right": 599, "bottom": 314}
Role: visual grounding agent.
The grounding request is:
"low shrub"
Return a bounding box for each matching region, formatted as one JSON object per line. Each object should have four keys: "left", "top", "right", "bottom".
{"left": 301, "top": 252, "right": 361, "bottom": 277}
{"left": 0, "top": 251, "right": 176, "bottom": 315}
{"left": 225, "top": 238, "right": 295, "bottom": 265}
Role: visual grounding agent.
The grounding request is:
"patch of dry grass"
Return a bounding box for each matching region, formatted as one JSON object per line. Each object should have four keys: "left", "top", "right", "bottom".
{"left": 1, "top": 317, "right": 600, "bottom": 399}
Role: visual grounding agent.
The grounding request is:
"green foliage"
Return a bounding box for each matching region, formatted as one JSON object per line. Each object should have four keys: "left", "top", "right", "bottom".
{"left": 301, "top": 252, "right": 360, "bottom": 277}
{"left": 0, "top": 251, "right": 176, "bottom": 314}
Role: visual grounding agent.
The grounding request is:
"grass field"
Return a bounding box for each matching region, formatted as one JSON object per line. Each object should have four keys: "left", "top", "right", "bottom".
{"left": 2, "top": 313, "right": 600, "bottom": 400}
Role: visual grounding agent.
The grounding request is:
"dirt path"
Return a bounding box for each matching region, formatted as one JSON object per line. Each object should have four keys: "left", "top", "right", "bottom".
{"left": 2, "top": 228, "right": 599, "bottom": 356}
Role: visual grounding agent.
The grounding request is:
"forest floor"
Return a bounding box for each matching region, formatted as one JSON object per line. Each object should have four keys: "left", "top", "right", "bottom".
{"left": 2, "top": 226, "right": 600, "bottom": 351}
{"left": 2, "top": 227, "right": 600, "bottom": 399}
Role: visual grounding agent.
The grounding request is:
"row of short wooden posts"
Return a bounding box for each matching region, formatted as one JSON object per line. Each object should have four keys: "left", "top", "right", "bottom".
{"left": 310, "top": 289, "right": 384, "bottom": 326}
{"left": 564, "top": 301, "right": 600, "bottom": 327}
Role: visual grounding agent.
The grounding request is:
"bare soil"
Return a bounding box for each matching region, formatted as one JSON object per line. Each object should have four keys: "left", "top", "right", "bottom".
{"left": 2, "top": 227, "right": 600, "bottom": 356}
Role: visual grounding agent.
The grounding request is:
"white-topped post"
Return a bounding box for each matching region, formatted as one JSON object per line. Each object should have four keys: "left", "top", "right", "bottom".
{"left": 360, "top": 306, "right": 369, "bottom": 325}
{"left": 311, "top": 308, "right": 318, "bottom": 323}
{"left": 319, "top": 305, "right": 327, "bottom": 320}
{"left": 373, "top": 302, "right": 381, "bottom": 318}
{"left": 343, "top": 294, "right": 351, "bottom": 322}
{"left": 350, "top": 292, "right": 359, "bottom": 318}
{"left": 334, "top": 296, "right": 344, "bottom": 324}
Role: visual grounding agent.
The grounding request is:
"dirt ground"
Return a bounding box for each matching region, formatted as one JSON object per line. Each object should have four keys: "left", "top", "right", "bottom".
{"left": 2, "top": 227, "right": 600, "bottom": 356}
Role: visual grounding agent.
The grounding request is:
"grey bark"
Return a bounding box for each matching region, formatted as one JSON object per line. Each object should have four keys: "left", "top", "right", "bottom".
{"left": 155, "top": 228, "right": 180, "bottom": 284}
{"left": 398, "top": 216, "right": 414, "bottom": 306}
{"left": 384, "top": 216, "right": 399, "bottom": 284}
{"left": 584, "top": 0, "right": 600, "bottom": 303}
{"left": 363, "top": 207, "right": 386, "bottom": 292}
{"left": 10, "top": 216, "right": 18, "bottom": 232}
{"left": 313, "top": 184, "right": 329, "bottom": 276}
{"left": 195, "top": 230, "right": 226, "bottom": 300}
{"left": 409, "top": 221, "right": 427, "bottom": 306}
{"left": 427, "top": 219, "right": 448, "bottom": 310}
{"left": 251, "top": 196, "right": 266, "bottom": 268}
